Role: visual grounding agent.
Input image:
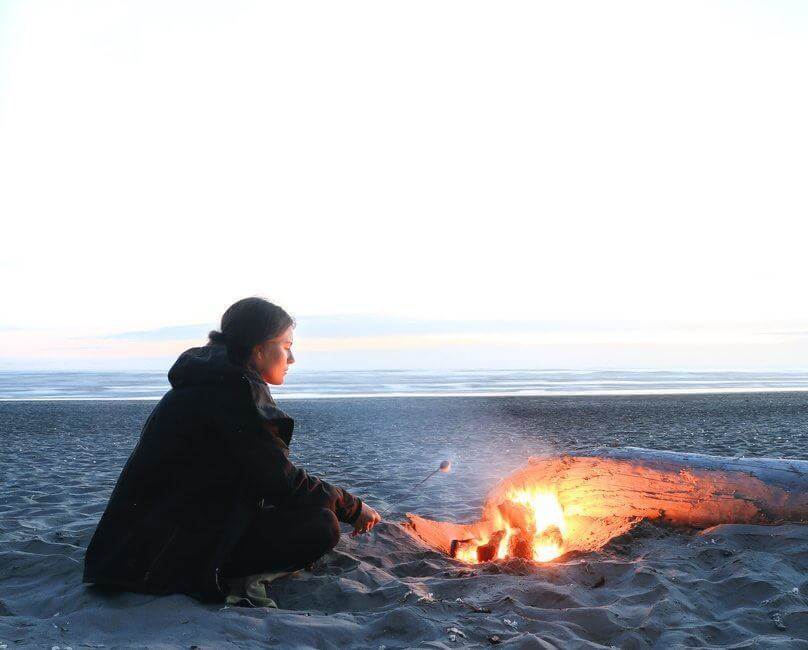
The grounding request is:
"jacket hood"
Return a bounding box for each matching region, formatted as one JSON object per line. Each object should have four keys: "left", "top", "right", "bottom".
{"left": 168, "top": 341, "right": 248, "bottom": 389}
{"left": 168, "top": 342, "right": 294, "bottom": 445}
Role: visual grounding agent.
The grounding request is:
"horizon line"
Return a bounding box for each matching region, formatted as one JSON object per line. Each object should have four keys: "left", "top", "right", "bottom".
{"left": 3, "top": 385, "right": 808, "bottom": 402}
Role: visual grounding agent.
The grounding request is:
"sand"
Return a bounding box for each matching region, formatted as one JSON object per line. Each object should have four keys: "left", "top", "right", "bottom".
{"left": 1, "top": 395, "right": 807, "bottom": 648}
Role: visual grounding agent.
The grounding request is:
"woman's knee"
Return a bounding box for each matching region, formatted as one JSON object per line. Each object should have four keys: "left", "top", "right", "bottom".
{"left": 316, "top": 507, "right": 340, "bottom": 552}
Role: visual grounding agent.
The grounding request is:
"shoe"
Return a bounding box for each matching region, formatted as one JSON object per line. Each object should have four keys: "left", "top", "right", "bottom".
{"left": 223, "top": 570, "right": 297, "bottom": 608}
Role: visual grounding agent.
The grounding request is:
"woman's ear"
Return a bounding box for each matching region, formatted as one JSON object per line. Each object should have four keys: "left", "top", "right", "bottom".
{"left": 248, "top": 343, "right": 263, "bottom": 368}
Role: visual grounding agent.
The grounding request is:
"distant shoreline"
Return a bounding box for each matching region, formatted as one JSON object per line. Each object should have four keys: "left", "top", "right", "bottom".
{"left": 3, "top": 386, "right": 808, "bottom": 401}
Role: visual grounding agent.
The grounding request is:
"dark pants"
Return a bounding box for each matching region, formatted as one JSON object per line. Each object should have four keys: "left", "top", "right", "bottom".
{"left": 220, "top": 506, "right": 341, "bottom": 579}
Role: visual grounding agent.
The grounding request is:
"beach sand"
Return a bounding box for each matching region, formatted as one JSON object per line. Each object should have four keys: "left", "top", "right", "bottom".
{"left": 1, "top": 395, "right": 807, "bottom": 648}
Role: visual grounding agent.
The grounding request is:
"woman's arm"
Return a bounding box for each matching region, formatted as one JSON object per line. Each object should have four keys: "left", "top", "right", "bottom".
{"left": 214, "top": 392, "right": 363, "bottom": 524}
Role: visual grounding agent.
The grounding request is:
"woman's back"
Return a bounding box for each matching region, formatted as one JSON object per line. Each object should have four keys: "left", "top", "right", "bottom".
{"left": 83, "top": 346, "right": 267, "bottom": 601}
{"left": 83, "top": 339, "right": 364, "bottom": 603}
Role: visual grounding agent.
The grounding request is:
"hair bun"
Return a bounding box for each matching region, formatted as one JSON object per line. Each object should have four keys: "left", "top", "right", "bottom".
{"left": 208, "top": 330, "right": 227, "bottom": 344}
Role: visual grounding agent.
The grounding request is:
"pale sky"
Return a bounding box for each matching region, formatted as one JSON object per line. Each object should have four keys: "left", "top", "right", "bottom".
{"left": 1, "top": 1, "right": 807, "bottom": 370}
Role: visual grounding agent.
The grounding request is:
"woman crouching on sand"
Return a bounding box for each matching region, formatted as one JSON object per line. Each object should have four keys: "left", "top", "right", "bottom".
{"left": 83, "top": 297, "right": 381, "bottom": 604}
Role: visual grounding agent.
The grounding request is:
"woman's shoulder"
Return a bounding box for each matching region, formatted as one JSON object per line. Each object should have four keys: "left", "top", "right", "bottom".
{"left": 151, "top": 380, "right": 250, "bottom": 421}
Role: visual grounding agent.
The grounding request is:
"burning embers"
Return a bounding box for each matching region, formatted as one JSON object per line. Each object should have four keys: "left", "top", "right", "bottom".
{"left": 450, "top": 486, "right": 567, "bottom": 564}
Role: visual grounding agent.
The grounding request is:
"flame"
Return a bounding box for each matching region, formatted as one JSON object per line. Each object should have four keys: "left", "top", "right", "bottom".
{"left": 453, "top": 544, "right": 481, "bottom": 564}
{"left": 501, "top": 485, "right": 567, "bottom": 562}
{"left": 453, "top": 485, "right": 567, "bottom": 564}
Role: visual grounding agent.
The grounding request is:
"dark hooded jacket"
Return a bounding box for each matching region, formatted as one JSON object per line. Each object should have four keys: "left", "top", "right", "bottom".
{"left": 82, "top": 342, "right": 362, "bottom": 602}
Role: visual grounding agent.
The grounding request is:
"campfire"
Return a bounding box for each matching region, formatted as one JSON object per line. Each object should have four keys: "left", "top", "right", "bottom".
{"left": 403, "top": 461, "right": 637, "bottom": 565}
{"left": 404, "top": 448, "right": 808, "bottom": 565}
{"left": 450, "top": 486, "right": 567, "bottom": 564}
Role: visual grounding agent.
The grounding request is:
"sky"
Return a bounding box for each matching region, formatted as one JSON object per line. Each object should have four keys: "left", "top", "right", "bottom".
{"left": 1, "top": 1, "right": 807, "bottom": 371}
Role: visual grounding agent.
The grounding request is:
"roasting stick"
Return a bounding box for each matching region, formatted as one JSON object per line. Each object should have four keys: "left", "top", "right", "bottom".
{"left": 370, "top": 460, "right": 454, "bottom": 522}
{"left": 414, "top": 460, "right": 452, "bottom": 488}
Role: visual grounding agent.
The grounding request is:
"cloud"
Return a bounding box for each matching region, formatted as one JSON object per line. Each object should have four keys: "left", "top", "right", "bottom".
{"left": 2, "top": 316, "right": 808, "bottom": 371}
{"left": 101, "top": 324, "right": 214, "bottom": 342}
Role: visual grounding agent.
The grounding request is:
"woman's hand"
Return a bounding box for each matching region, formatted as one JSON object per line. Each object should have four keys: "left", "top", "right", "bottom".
{"left": 351, "top": 502, "right": 381, "bottom": 536}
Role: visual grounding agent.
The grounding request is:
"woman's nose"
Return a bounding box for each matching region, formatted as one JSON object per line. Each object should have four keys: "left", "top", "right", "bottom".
{"left": 288, "top": 351, "right": 295, "bottom": 364}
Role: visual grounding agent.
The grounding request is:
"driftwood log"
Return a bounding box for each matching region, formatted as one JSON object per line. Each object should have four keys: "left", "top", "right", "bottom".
{"left": 404, "top": 447, "right": 808, "bottom": 557}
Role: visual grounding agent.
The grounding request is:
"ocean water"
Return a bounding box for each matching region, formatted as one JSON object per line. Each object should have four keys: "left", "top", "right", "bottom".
{"left": 1, "top": 368, "right": 808, "bottom": 400}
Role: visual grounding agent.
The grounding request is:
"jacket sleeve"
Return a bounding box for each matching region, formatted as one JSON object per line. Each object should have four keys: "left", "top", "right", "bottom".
{"left": 213, "top": 393, "right": 363, "bottom": 525}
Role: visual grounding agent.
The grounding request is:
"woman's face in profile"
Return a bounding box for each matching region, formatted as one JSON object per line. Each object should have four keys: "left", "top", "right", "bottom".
{"left": 251, "top": 325, "right": 295, "bottom": 385}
